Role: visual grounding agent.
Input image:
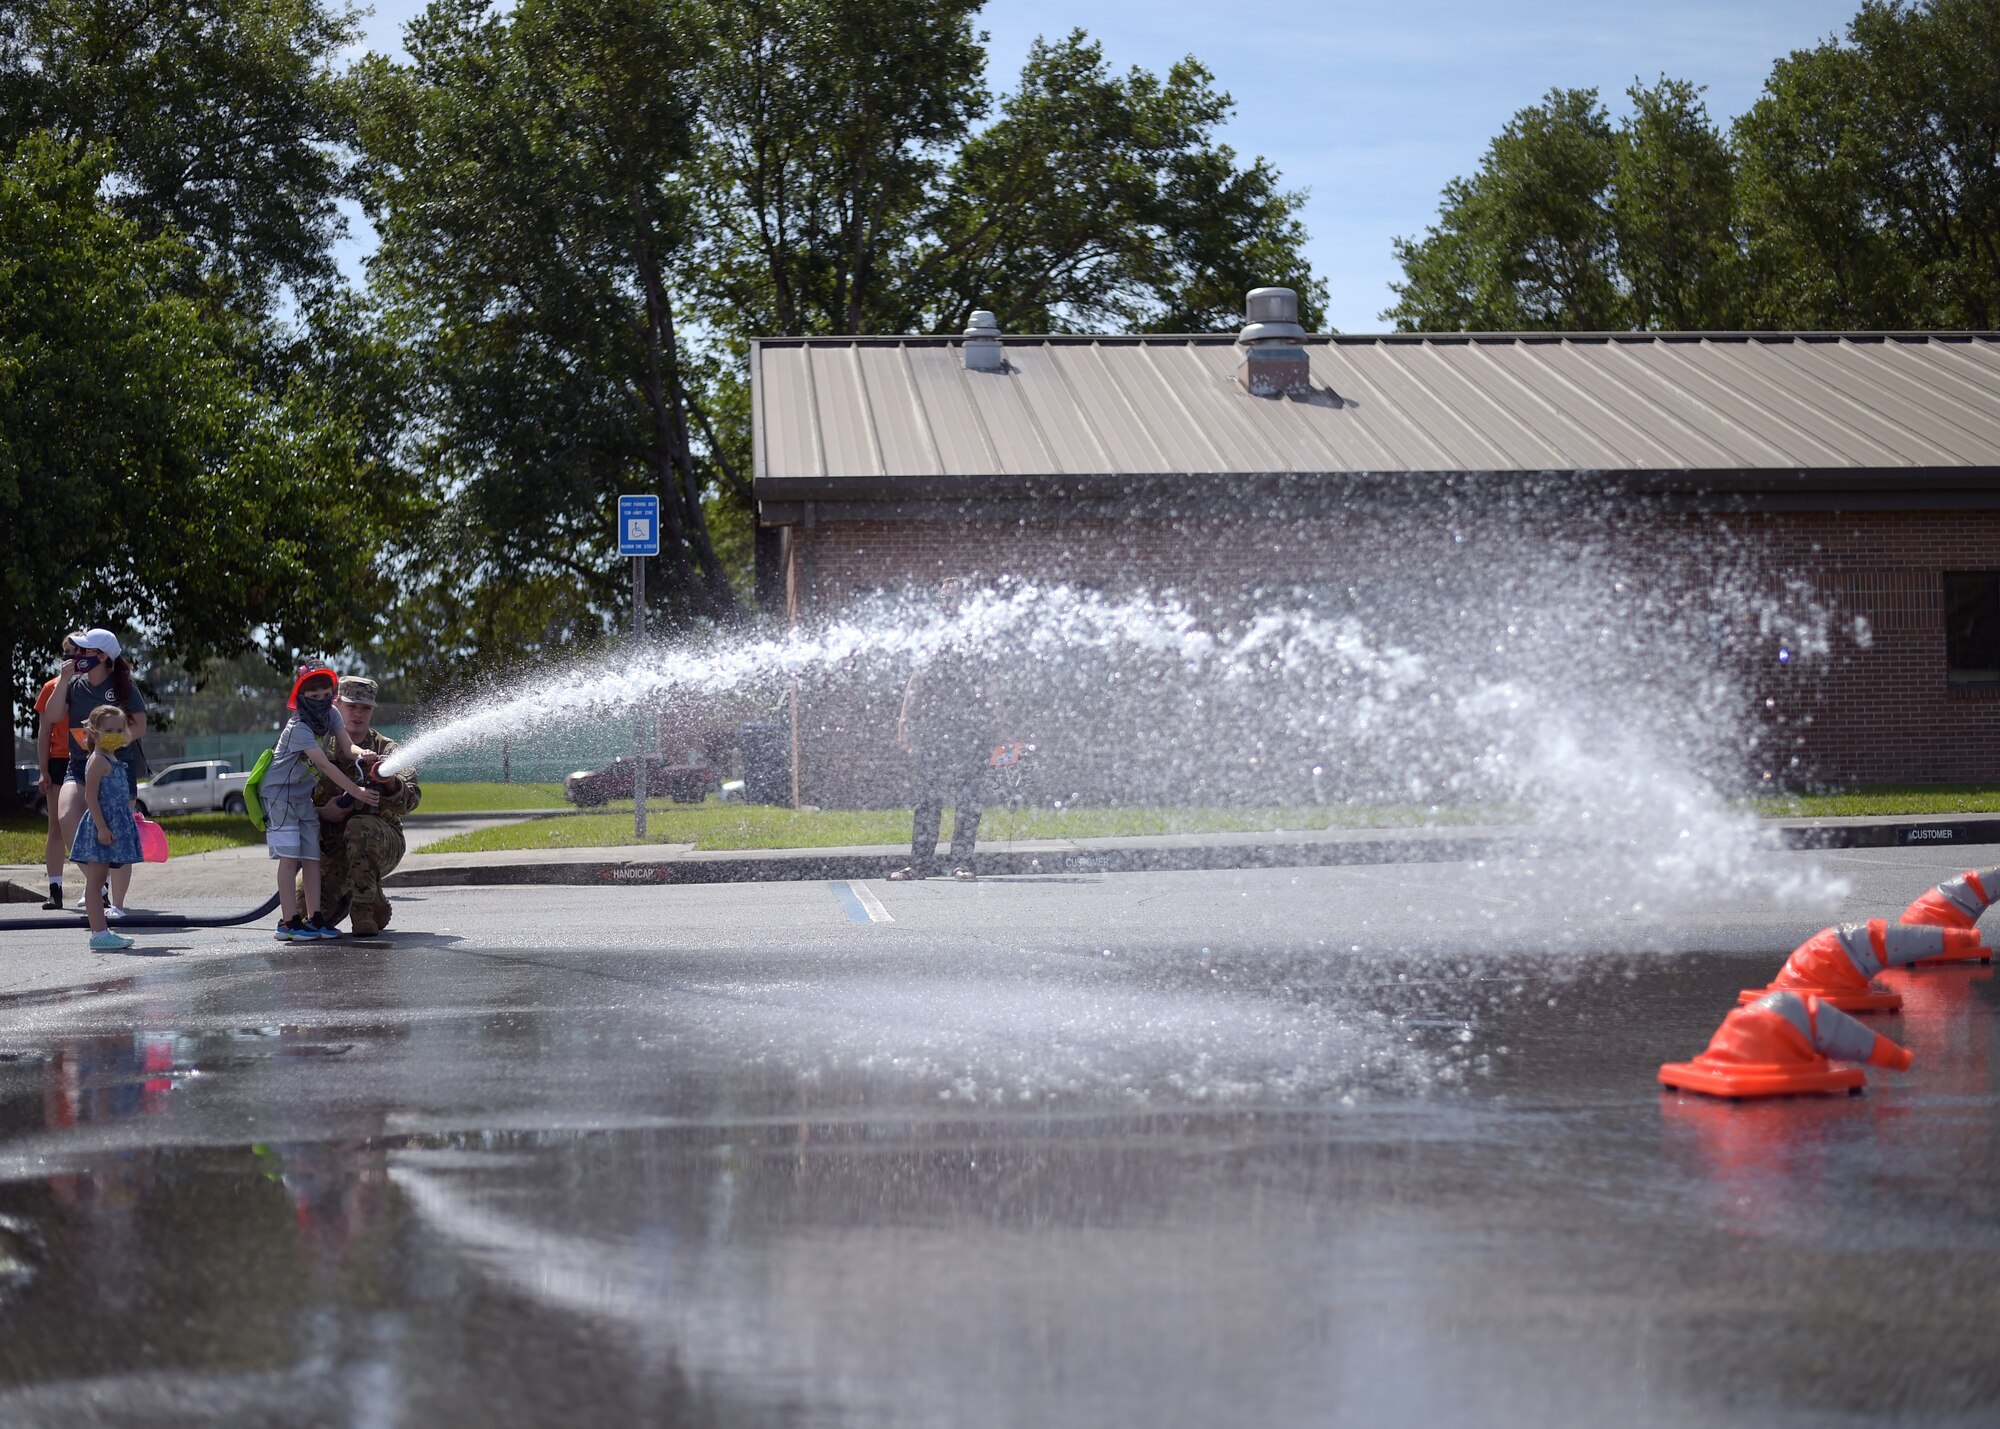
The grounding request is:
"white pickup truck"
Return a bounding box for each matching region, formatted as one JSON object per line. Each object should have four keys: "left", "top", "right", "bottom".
{"left": 135, "top": 759, "right": 253, "bottom": 816}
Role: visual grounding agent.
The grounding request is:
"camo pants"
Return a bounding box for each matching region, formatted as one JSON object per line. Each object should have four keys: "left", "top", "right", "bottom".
{"left": 311, "top": 815, "right": 406, "bottom": 929}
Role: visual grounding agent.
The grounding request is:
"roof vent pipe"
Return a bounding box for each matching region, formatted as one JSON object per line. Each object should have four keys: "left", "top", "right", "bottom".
{"left": 962, "top": 309, "right": 1004, "bottom": 371}
{"left": 1236, "top": 286, "right": 1311, "bottom": 398}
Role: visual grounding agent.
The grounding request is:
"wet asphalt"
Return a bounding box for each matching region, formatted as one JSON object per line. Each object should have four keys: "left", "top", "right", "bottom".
{"left": 0, "top": 847, "right": 1996, "bottom": 1428}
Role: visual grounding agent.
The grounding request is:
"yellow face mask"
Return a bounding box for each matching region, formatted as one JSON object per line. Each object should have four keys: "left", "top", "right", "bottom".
{"left": 94, "top": 731, "right": 128, "bottom": 753}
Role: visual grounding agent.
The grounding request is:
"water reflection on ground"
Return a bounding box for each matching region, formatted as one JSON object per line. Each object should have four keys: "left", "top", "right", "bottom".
{"left": 0, "top": 947, "right": 1993, "bottom": 1427}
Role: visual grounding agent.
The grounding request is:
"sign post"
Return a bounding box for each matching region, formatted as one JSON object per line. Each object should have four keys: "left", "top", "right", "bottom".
{"left": 617, "top": 495, "right": 661, "bottom": 839}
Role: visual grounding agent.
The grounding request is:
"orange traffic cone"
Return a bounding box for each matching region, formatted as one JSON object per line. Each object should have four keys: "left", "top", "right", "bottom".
{"left": 1897, "top": 866, "right": 1999, "bottom": 962}
{"left": 1661, "top": 989, "right": 1913, "bottom": 1099}
{"left": 1737, "top": 918, "right": 1991, "bottom": 1013}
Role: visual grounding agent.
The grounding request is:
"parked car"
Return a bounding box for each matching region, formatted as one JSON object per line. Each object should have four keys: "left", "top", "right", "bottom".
{"left": 565, "top": 757, "right": 717, "bottom": 807}
{"left": 14, "top": 764, "right": 48, "bottom": 816}
{"left": 135, "top": 759, "right": 252, "bottom": 816}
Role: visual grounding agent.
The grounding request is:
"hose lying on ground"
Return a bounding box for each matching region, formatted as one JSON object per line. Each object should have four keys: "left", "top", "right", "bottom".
{"left": 0, "top": 893, "right": 281, "bottom": 933}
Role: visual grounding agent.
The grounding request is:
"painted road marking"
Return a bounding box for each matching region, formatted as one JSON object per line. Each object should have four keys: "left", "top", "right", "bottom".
{"left": 830, "top": 881, "right": 894, "bottom": 923}
{"left": 850, "top": 882, "right": 893, "bottom": 922}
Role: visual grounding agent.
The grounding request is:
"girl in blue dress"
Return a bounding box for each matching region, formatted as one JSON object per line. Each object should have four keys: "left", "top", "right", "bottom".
{"left": 69, "top": 707, "right": 143, "bottom": 950}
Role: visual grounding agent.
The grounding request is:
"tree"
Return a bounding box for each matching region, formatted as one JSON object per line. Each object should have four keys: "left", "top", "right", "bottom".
{"left": 924, "top": 33, "right": 1324, "bottom": 333}
{"left": 0, "top": 0, "right": 365, "bottom": 321}
{"left": 696, "top": 0, "right": 988, "bottom": 337}
{"left": 1733, "top": 39, "right": 1921, "bottom": 327}
{"left": 359, "top": 1, "right": 1328, "bottom": 669}
{"left": 696, "top": 22, "right": 1321, "bottom": 335}
{"left": 1843, "top": 0, "right": 2000, "bottom": 327}
{"left": 359, "top": 0, "right": 733, "bottom": 661}
{"left": 1613, "top": 79, "right": 1741, "bottom": 330}
{"left": 1386, "top": 88, "right": 1623, "bottom": 331}
{"left": 0, "top": 135, "right": 387, "bottom": 809}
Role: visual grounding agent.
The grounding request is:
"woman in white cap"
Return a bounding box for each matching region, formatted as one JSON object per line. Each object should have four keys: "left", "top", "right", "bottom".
{"left": 57, "top": 628, "right": 148, "bottom": 917}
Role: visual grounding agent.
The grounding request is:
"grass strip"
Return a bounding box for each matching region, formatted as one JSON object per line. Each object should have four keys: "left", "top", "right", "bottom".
{"left": 420, "top": 784, "right": 2000, "bottom": 857}
{"left": 420, "top": 801, "right": 1505, "bottom": 856}
{"left": 10, "top": 784, "right": 2000, "bottom": 866}
{"left": 405, "top": 781, "right": 568, "bottom": 813}
{"left": 1750, "top": 785, "right": 2000, "bottom": 818}
{"left": 1, "top": 812, "right": 264, "bottom": 864}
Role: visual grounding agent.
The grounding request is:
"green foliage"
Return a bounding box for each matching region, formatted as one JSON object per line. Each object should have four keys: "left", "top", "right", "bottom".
{"left": 1738, "top": 0, "right": 2000, "bottom": 328}
{"left": 359, "top": 0, "right": 1328, "bottom": 679}
{"left": 0, "top": 134, "right": 383, "bottom": 707}
{"left": 1847, "top": 0, "right": 2000, "bottom": 328}
{"left": 697, "top": 0, "right": 988, "bottom": 336}
{"left": 1387, "top": 87, "right": 1623, "bottom": 331}
{"left": 0, "top": 0, "right": 365, "bottom": 320}
{"left": 695, "top": 13, "right": 1323, "bottom": 339}
{"left": 928, "top": 33, "right": 1324, "bottom": 333}
{"left": 1733, "top": 39, "right": 1919, "bottom": 326}
{"left": 359, "top": 0, "right": 735, "bottom": 668}
{"left": 1613, "top": 79, "right": 1740, "bottom": 330}
{"left": 1395, "top": 1, "right": 2000, "bottom": 333}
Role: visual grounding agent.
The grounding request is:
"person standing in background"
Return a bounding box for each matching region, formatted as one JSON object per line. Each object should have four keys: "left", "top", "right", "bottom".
{"left": 56, "top": 629, "right": 147, "bottom": 918}
{"left": 32, "top": 633, "right": 83, "bottom": 910}
{"left": 891, "top": 580, "right": 1008, "bottom": 881}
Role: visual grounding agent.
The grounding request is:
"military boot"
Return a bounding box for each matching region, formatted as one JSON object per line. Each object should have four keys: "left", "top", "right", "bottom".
{"left": 350, "top": 902, "right": 382, "bottom": 937}
{"left": 373, "top": 896, "right": 393, "bottom": 929}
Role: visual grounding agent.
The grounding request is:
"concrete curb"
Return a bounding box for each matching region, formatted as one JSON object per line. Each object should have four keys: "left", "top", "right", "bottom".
{"left": 380, "top": 813, "right": 2000, "bottom": 890}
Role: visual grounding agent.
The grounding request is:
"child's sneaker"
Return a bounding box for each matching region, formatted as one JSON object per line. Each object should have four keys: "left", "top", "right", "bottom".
{"left": 88, "top": 930, "right": 135, "bottom": 951}
{"left": 308, "top": 914, "right": 342, "bottom": 940}
{"left": 274, "top": 916, "right": 306, "bottom": 942}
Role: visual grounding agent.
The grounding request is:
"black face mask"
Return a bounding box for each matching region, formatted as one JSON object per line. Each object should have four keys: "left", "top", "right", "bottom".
{"left": 297, "top": 694, "right": 336, "bottom": 735}
{"left": 73, "top": 655, "right": 101, "bottom": 674}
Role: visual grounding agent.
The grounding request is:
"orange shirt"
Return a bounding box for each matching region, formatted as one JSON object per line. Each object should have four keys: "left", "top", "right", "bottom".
{"left": 33, "top": 677, "right": 69, "bottom": 764}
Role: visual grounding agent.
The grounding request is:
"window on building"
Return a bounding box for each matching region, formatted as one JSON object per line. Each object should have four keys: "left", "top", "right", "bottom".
{"left": 1944, "top": 572, "right": 2000, "bottom": 687}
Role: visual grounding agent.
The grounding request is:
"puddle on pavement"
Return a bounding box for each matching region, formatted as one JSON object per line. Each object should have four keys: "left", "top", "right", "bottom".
{"left": 0, "top": 950, "right": 1994, "bottom": 1425}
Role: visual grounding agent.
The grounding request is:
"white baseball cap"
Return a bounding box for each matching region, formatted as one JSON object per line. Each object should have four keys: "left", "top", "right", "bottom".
{"left": 78, "top": 628, "right": 121, "bottom": 659}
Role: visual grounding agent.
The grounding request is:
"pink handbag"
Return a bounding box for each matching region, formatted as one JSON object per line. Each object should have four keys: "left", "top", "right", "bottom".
{"left": 135, "top": 814, "right": 170, "bottom": 863}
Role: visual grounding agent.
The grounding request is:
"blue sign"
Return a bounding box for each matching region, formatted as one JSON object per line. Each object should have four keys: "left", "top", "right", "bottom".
{"left": 617, "top": 494, "right": 661, "bottom": 556}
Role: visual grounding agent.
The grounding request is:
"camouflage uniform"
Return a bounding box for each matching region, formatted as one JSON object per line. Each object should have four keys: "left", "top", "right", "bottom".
{"left": 309, "top": 726, "right": 421, "bottom": 936}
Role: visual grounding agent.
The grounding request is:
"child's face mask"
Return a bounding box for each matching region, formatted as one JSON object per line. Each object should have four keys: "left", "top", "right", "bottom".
{"left": 95, "top": 731, "right": 127, "bottom": 753}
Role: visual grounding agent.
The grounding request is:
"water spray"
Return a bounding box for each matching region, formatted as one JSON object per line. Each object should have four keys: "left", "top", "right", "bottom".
{"left": 378, "top": 536, "right": 1851, "bottom": 927}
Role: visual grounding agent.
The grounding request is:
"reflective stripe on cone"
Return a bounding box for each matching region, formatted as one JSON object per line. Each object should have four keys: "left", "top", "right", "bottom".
{"left": 1897, "top": 867, "right": 1998, "bottom": 964}
{"left": 1898, "top": 866, "right": 1998, "bottom": 932}
{"left": 1737, "top": 918, "right": 1993, "bottom": 1012}
{"left": 1738, "top": 920, "right": 1902, "bottom": 1014}
{"left": 1661, "top": 991, "right": 1914, "bottom": 1099}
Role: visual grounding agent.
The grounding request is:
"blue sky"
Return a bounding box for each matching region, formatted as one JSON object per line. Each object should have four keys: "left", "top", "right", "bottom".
{"left": 345, "top": 0, "right": 1863, "bottom": 331}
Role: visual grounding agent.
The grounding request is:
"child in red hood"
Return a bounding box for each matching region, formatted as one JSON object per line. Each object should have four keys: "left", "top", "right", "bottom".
{"left": 266, "top": 668, "right": 378, "bottom": 941}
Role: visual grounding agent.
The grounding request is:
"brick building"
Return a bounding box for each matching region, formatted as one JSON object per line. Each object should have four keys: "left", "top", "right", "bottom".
{"left": 752, "top": 292, "right": 2000, "bottom": 804}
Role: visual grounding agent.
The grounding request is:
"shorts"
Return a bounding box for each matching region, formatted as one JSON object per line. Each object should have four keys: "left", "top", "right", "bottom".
{"left": 63, "top": 747, "right": 145, "bottom": 788}
{"left": 263, "top": 791, "right": 322, "bottom": 861}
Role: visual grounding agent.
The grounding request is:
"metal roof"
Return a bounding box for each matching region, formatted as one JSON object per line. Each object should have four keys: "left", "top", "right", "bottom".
{"left": 751, "top": 332, "right": 2000, "bottom": 510}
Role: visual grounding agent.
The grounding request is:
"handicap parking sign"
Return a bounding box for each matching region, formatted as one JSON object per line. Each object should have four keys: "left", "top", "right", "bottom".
{"left": 618, "top": 494, "right": 661, "bottom": 556}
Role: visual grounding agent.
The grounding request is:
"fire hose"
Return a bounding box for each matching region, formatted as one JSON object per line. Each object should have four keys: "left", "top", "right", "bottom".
{"left": 1, "top": 894, "right": 281, "bottom": 932}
